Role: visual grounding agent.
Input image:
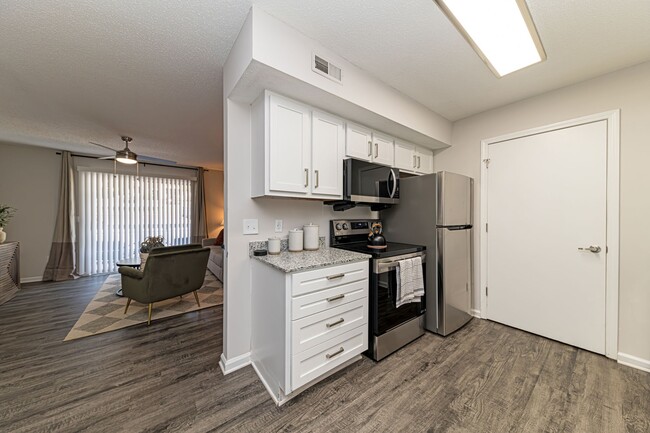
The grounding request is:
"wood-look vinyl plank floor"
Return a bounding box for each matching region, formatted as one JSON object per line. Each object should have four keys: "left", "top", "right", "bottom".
{"left": 0, "top": 277, "right": 648, "bottom": 433}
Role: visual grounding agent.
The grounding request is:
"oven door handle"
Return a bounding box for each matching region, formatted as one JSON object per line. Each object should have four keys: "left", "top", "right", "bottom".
{"left": 375, "top": 253, "right": 426, "bottom": 274}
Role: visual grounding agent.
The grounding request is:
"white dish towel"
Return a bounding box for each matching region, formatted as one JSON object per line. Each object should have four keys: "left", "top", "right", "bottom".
{"left": 395, "top": 257, "right": 424, "bottom": 308}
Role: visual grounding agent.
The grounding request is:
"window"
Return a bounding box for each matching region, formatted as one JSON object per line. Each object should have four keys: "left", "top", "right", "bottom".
{"left": 78, "top": 170, "right": 193, "bottom": 275}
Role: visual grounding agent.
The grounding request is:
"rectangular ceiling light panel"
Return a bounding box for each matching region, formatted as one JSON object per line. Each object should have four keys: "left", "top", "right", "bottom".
{"left": 436, "top": 0, "right": 546, "bottom": 77}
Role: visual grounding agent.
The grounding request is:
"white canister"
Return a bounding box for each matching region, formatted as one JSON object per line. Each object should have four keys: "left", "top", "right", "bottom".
{"left": 303, "top": 223, "right": 319, "bottom": 251}
{"left": 288, "top": 229, "right": 303, "bottom": 252}
{"left": 268, "top": 237, "right": 281, "bottom": 255}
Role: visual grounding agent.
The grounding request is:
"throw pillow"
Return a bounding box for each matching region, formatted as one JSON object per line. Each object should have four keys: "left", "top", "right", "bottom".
{"left": 216, "top": 228, "right": 224, "bottom": 246}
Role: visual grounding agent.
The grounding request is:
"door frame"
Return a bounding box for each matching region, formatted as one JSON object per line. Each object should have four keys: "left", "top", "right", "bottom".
{"left": 479, "top": 110, "right": 620, "bottom": 359}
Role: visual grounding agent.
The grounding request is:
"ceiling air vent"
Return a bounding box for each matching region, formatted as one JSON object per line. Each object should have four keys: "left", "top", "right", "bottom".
{"left": 312, "top": 54, "right": 342, "bottom": 83}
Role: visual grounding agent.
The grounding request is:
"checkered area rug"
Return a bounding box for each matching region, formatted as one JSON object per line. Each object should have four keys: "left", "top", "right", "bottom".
{"left": 64, "top": 271, "right": 222, "bottom": 341}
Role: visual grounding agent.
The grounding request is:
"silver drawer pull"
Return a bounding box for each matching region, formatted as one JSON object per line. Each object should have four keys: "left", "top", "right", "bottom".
{"left": 326, "top": 273, "right": 345, "bottom": 280}
{"left": 326, "top": 318, "right": 344, "bottom": 328}
{"left": 326, "top": 294, "right": 345, "bottom": 302}
{"left": 326, "top": 347, "right": 344, "bottom": 359}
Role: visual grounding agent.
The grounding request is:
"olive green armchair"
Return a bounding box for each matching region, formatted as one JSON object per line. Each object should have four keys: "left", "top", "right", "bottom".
{"left": 119, "top": 244, "right": 210, "bottom": 325}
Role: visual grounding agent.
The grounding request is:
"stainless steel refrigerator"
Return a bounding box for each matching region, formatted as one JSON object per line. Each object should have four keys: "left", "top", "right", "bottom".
{"left": 382, "top": 171, "right": 473, "bottom": 335}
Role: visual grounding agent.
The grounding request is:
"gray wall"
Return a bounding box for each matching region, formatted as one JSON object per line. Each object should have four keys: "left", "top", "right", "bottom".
{"left": 434, "top": 60, "right": 650, "bottom": 363}
{"left": 0, "top": 143, "right": 60, "bottom": 280}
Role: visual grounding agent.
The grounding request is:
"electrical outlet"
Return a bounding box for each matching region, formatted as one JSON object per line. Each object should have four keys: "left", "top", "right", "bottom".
{"left": 243, "top": 219, "right": 258, "bottom": 235}
{"left": 274, "top": 219, "right": 283, "bottom": 233}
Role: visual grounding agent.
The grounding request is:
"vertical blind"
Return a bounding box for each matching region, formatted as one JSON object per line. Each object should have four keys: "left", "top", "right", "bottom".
{"left": 78, "top": 170, "right": 194, "bottom": 275}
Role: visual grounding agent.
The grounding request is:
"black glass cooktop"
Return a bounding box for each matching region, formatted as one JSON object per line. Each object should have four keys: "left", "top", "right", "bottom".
{"left": 332, "top": 242, "right": 425, "bottom": 259}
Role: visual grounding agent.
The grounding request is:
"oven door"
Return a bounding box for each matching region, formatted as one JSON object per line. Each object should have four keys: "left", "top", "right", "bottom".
{"left": 370, "top": 253, "right": 426, "bottom": 335}
{"left": 344, "top": 158, "right": 399, "bottom": 204}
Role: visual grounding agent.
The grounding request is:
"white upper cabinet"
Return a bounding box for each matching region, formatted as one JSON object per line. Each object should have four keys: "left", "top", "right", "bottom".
{"left": 345, "top": 122, "right": 373, "bottom": 161}
{"left": 394, "top": 140, "right": 417, "bottom": 172}
{"left": 311, "top": 110, "right": 344, "bottom": 198}
{"left": 371, "top": 132, "right": 394, "bottom": 166}
{"left": 268, "top": 94, "right": 311, "bottom": 195}
{"left": 394, "top": 140, "right": 434, "bottom": 175}
{"left": 252, "top": 91, "right": 343, "bottom": 199}
{"left": 346, "top": 122, "right": 394, "bottom": 166}
{"left": 416, "top": 147, "right": 434, "bottom": 174}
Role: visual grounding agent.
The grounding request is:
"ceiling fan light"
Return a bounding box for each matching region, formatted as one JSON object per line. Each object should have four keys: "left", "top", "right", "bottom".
{"left": 116, "top": 150, "right": 138, "bottom": 164}
{"left": 435, "top": 0, "right": 546, "bottom": 77}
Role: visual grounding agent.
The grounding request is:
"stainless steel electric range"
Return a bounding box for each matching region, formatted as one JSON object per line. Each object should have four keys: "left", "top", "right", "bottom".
{"left": 330, "top": 219, "right": 426, "bottom": 361}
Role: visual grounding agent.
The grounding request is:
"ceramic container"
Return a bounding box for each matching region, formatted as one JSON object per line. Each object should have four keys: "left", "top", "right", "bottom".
{"left": 303, "top": 223, "right": 319, "bottom": 251}
{"left": 268, "top": 237, "right": 281, "bottom": 255}
{"left": 288, "top": 229, "right": 303, "bottom": 252}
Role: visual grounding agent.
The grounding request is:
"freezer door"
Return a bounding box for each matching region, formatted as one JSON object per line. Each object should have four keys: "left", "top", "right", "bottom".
{"left": 437, "top": 227, "right": 471, "bottom": 335}
{"left": 437, "top": 171, "right": 472, "bottom": 227}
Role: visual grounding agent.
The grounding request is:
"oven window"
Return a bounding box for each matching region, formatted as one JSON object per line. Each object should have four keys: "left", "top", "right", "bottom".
{"left": 372, "top": 265, "right": 425, "bottom": 335}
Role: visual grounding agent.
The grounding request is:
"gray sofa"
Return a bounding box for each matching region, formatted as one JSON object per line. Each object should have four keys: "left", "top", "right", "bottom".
{"left": 202, "top": 236, "right": 223, "bottom": 281}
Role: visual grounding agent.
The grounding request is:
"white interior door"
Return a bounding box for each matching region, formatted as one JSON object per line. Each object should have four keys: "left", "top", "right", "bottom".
{"left": 486, "top": 120, "right": 607, "bottom": 354}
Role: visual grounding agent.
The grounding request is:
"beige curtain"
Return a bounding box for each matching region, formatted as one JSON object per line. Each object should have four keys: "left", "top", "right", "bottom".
{"left": 43, "top": 151, "right": 77, "bottom": 281}
{"left": 191, "top": 167, "right": 208, "bottom": 243}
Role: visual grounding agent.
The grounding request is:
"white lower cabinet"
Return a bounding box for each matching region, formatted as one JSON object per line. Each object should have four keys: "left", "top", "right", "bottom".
{"left": 251, "top": 260, "right": 369, "bottom": 405}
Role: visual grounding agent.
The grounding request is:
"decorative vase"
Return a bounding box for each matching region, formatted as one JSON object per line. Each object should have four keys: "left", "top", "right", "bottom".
{"left": 140, "top": 252, "right": 149, "bottom": 270}
{"left": 0, "top": 228, "right": 6, "bottom": 244}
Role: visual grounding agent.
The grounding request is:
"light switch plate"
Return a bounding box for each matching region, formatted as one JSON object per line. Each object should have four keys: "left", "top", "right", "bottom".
{"left": 243, "top": 219, "right": 258, "bottom": 235}
{"left": 274, "top": 219, "right": 283, "bottom": 233}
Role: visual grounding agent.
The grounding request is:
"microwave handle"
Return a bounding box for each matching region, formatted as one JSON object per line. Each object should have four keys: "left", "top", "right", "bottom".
{"left": 388, "top": 169, "right": 397, "bottom": 199}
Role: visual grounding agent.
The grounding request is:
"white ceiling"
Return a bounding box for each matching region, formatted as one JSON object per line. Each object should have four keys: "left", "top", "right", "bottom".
{"left": 2, "top": 1, "right": 650, "bottom": 169}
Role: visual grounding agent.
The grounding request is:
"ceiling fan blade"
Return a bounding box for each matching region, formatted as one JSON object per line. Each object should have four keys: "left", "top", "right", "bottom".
{"left": 89, "top": 141, "right": 117, "bottom": 151}
{"left": 137, "top": 155, "right": 177, "bottom": 165}
{"left": 98, "top": 156, "right": 116, "bottom": 160}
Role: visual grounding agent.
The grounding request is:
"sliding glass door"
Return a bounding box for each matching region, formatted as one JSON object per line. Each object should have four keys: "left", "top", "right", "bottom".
{"left": 78, "top": 171, "right": 193, "bottom": 275}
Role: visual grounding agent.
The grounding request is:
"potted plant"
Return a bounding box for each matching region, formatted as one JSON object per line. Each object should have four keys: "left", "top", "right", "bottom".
{"left": 139, "top": 236, "right": 164, "bottom": 269}
{"left": 0, "top": 205, "right": 16, "bottom": 244}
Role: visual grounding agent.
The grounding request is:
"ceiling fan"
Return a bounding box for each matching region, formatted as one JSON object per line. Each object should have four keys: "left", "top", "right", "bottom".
{"left": 89, "top": 136, "right": 177, "bottom": 166}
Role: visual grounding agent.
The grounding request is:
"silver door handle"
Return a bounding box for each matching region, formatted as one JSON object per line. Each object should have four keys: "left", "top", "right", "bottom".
{"left": 417, "top": 156, "right": 421, "bottom": 168}
{"left": 367, "top": 141, "right": 372, "bottom": 157}
{"left": 375, "top": 143, "right": 379, "bottom": 158}
{"left": 314, "top": 170, "right": 319, "bottom": 188}
{"left": 413, "top": 155, "right": 417, "bottom": 168}
{"left": 304, "top": 168, "right": 309, "bottom": 187}
{"left": 578, "top": 246, "right": 601, "bottom": 253}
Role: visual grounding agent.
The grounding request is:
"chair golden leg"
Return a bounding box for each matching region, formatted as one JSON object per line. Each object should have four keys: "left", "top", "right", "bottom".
{"left": 147, "top": 303, "right": 153, "bottom": 325}
{"left": 124, "top": 298, "right": 132, "bottom": 314}
{"left": 193, "top": 291, "right": 201, "bottom": 308}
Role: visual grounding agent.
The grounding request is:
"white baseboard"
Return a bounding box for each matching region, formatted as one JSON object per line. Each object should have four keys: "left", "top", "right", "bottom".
{"left": 251, "top": 361, "right": 281, "bottom": 406}
{"left": 21, "top": 276, "right": 43, "bottom": 284}
{"left": 618, "top": 352, "right": 650, "bottom": 373}
{"left": 219, "top": 351, "right": 251, "bottom": 375}
{"left": 470, "top": 308, "right": 482, "bottom": 318}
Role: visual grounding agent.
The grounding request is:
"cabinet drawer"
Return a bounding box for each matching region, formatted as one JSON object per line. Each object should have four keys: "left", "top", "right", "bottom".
{"left": 292, "top": 298, "right": 367, "bottom": 354}
{"left": 291, "top": 261, "right": 368, "bottom": 297}
{"left": 292, "top": 279, "right": 367, "bottom": 320}
{"left": 291, "top": 325, "right": 367, "bottom": 390}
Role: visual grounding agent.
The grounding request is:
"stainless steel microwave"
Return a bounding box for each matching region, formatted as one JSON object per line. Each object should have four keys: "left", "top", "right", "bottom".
{"left": 343, "top": 159, "right": 399, "bottom": 204}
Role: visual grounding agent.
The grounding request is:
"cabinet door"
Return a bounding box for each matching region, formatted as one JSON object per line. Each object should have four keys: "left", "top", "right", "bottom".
{"left": 394, "top": 141, "right": 417, "bottom": 172}
{"left": 312, "top": 111, "right": 344, "bottom": 198}
{"left": 372, "top": 132, "right": 394, "bottom": 166}
{"left": 345, "top": 122, "right": 372, "bottom": 161}
{"left": 416, "top": 147, "right": 434, "bottom": 174}
{"left": 269, "top": 94, "right": 311, "bottom": 194}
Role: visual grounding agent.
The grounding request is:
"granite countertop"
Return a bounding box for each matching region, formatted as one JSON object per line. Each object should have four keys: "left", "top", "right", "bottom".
{"left": 252, "top": 247, "right": 371, "bottom": 273}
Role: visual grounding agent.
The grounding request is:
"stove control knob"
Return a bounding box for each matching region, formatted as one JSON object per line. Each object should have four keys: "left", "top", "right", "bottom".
{"left": 335, "top": 223, "right": 342, "bottom": 231}
{"left": 342, "top": 223, "right": 349, "bottom": 230}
